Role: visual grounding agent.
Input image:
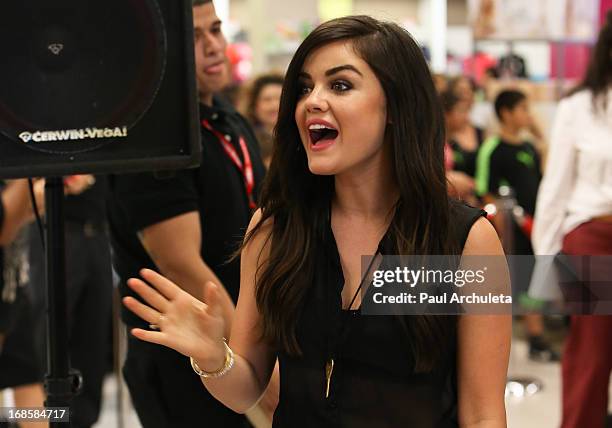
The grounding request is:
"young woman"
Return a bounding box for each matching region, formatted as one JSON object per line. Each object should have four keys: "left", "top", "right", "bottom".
{"left": 241, "top": 73, "right": 284, "bottom": 167}
{"left": 532, "top": 11, "right": 612, "bottom": 428}
{"left": 440, "top": 90, "right": 484, "bottom": 178}
{"left": 440, "top": 90, "right": 480, "bottom": 205}
{"left": 124, "top": 16, "right": 510, "bottom": 427}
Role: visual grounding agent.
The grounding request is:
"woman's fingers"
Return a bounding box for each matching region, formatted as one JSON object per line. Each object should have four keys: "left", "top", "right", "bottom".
{"left": 123, "top": 296, "right": 161, "bottom": 324}
{"left": 203, "top": 281, "right": 221, "bottom": 317}
{"left": 127, "top": 278, "right": 169, "bottom": 312}
{"left": 130, "top": 328, "right": 168, "bottom": 347}
{"left": 140, "top": 269, "right": 181, "bottom": 300}
{"left": 191, "top": 299, "right": 207, "bottom": 314}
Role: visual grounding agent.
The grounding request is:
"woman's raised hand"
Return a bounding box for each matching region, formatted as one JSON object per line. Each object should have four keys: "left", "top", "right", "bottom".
{"left": 123, "top": 269, "right": 227, "bottom": 370}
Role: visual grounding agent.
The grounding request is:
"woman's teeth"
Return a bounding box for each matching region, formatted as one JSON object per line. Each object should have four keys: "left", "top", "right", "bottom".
{"left": 308, "top": 124, "right": 338, "bottom": 144}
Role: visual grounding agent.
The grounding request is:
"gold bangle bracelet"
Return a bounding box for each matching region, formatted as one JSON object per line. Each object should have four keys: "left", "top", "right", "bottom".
{"left": 190, "top": 339, "right": 234, "bottom": 379}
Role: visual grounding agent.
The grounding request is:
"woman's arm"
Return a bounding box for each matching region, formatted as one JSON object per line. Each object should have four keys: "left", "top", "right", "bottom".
{"left": 457, "top": 217, "right": 511, "bottom": 428}
{"left": 203, "top": 209, "right": 277, "bottom": 412}
{"left": 123, "top": 209, "right": 277, "bottom": 413}
{"left": 532, "top": 98, "right": 576, "bottom": 256}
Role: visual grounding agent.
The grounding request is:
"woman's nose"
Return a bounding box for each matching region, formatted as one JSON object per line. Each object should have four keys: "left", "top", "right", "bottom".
{"left": 304, "top": 87, "right": 329, "bottom": 113}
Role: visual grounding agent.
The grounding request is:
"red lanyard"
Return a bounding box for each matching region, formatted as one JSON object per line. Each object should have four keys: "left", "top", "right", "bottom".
{"left": 201, "top": 119, "right": 256, "bottom": 209}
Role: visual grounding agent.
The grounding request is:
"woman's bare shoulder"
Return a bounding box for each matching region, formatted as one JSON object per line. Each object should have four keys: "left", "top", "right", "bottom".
{"left": 462, "top": 217, "right": 504, "bottom": 257}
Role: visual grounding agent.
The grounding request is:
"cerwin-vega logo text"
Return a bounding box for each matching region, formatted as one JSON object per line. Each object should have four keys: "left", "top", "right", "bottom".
{"left": 18, "top": 127, "right": 128, "bottom": 143}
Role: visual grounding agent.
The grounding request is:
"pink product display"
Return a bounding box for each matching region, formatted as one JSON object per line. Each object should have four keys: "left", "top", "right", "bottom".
{"left": 549, "top": 43, "right": 591, "bottom": 80}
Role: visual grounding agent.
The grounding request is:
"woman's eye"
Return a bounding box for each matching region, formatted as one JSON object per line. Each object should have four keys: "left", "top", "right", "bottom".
{"left": 331, "top": 81, "right": 351, "bottom": 92}
{"left": 298, "top": 85, "right": 312, "bottom": 96}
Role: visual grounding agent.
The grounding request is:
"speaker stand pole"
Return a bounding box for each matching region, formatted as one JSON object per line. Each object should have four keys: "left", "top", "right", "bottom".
{"left": 44, "top": 177, "right": 81, "bottom": 428}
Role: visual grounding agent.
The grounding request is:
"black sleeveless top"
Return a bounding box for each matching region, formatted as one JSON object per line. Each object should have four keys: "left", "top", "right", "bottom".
{"left": 273, "top": 202, "right": 486, "bottom": 428}
{"left": 449, "top": 127, "right": 484, "bottom": 177}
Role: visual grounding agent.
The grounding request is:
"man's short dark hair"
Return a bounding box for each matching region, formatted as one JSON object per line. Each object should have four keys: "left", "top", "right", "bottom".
{"left": 192, "top": 0, "right": 212, "bottom": 6}
{"left": 494, "top": 89, "right": 527, "bottom": 122}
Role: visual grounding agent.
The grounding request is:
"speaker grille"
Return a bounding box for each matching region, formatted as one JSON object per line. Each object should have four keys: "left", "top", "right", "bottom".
{"left": 0, "top": 0, "right": 166, "bottom": 154}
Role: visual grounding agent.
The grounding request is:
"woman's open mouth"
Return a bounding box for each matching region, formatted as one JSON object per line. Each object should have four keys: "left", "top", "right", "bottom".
{"left": 308, "top": 123, "right": 338, "bottom": 150}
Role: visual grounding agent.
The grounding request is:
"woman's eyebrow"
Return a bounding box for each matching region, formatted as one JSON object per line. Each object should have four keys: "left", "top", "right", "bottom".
{"left": 298, "top": 64, "right": 363, "bottom": 80}
{"left": 325, "top": 64, "right": 363, "bottom": 77}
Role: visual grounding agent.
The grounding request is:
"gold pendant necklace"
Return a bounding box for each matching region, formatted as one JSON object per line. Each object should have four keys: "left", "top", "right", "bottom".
{"left": 325, "top": 359, "right": 335, "bottom": 398}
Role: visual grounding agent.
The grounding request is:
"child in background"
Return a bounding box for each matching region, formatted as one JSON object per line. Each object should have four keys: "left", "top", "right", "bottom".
{"left": 476, "top": 89, "right": 559, "bottom": 362}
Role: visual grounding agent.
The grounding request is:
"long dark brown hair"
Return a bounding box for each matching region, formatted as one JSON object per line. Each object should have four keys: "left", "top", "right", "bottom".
{"left": 568, "top": 10, "right": 612, "bottom": 112}
{"left": 244, "top": 16, "right": 456, "bottom": 372}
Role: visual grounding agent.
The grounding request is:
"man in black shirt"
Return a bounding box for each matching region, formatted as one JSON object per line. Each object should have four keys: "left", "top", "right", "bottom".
{"left": 107, "top": 1, "right": 266, "bottom": 426}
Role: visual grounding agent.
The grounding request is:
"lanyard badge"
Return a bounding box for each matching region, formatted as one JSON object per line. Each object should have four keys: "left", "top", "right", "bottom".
{"left": 202, "top": 119, "right": 256, "bottom": 209}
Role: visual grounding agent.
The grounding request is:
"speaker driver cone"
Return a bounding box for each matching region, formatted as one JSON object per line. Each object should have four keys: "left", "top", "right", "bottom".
{"left": 0, "top": 0, "right": 166, "bottom": 154}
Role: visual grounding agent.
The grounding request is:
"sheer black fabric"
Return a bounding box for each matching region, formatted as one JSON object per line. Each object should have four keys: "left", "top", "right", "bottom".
{"left": 273, "top": 201, "right": 486, "bottom": 427}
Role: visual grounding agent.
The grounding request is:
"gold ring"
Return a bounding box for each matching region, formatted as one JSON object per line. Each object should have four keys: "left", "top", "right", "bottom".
{"left": 149, "top": 314, "right": 165, "bottom": 330}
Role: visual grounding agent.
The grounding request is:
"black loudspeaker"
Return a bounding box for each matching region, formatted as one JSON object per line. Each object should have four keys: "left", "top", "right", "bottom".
{"left": 0, "top": 0, "right": 200, "bottom": 179}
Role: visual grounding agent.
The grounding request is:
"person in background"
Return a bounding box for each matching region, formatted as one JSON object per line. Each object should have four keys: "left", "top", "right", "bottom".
{"left": 28, "top": 174, "right": 108, "bottom": 428}
{"left": 441, "top": 90, "right": 479, "bottom": 205}
{"left": 448, "top": 76, "right": 476, "bottom": 111}
{"left": 475, "top": 89, "right": 558, "bottom": 362}
{"left": 432, "top": 73, "right": 448, "bottom": 94}
{"left": 241, "top": 73, "right": 284, "bottom": 168}
{"left": 480, "top": 66, "right": 499, "bottom": 102}
{"left": 441, "top": 90, "right": 484, "bottom": 178}
{"left": 108, "top": 0, "right": 272, "bottom": 426}
{"left": 448, "top": 70, "right": 495, "bottom": 139}
{"left": 448, "top": 75, "right": 494, "bottom": 153}
{"left": 531, "top": 11, "right": 612, "bottom": 428}
{"left": 0, "top": 179, "right": 46, "bottom": 428}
